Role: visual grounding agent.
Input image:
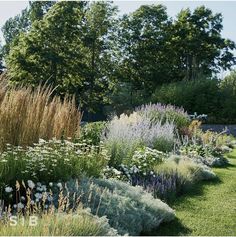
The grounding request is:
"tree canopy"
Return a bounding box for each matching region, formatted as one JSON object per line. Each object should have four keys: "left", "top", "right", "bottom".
{"left": 1, "top": 2, "right": 236, "bottom": 116}
{"left": 117, "top": 5, "right": 236, "bottom": 94}
{"left": 6, "top": 1, "right": 118, "bottom": 112}
{"left": 1, "top": 1, "right": 55, "bottom": 56}
{"left": 170, "top": 6, "right": 236, "bottom": 80}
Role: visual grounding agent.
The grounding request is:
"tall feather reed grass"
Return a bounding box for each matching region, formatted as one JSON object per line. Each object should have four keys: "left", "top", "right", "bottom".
{"left": 0, "top": 76, "right": 81, "bottom": 150}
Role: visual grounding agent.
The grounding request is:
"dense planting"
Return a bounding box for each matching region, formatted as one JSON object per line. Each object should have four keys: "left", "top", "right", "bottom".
{"left": 0, "top": 86, "right": 235, "bottom": 235}
{"left": 0, "top": 1, "right": 235, "bottom": 235}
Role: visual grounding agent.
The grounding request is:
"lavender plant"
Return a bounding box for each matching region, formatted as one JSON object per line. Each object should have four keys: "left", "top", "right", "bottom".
{"left": 103, "top": 112, "right": 175, "bottom": 167}
{"left": 136, "top": 102, "right": 190, "bottom": 130}
{"left": 131, "top": 172, "right": 180, "bottom": 201}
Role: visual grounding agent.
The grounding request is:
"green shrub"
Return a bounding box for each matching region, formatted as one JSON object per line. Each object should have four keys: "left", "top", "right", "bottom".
{"left": 151, "top": 76, "right": 236, "bottom": 124}
{"left": 80, "top": 122, "right": 107, "bottom": 145}
{"left": 219, "top": 71, "right": 236, "bottom": 123}
{"left": 64, "top": 178, "right": 175, "bottom": 235}
{"left": 151, "top": 79, "right": 220, "bottom": 121}
{"left": 179, "top": 143, "right": 229, "bottom": 167}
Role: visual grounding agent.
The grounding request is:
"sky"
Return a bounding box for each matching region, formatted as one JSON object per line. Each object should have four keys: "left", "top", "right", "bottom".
{"left": 0, "top": 1, "right": 236, "bottom": 50}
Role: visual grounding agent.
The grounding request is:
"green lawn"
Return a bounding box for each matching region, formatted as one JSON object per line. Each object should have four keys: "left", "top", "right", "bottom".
{"left": 149, "top": 150, "right": 236, "bottom": 236}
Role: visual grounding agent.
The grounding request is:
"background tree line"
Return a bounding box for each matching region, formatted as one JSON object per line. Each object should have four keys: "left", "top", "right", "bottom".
{"left": 0, "top": 1, "right": 236, "bottom": 122}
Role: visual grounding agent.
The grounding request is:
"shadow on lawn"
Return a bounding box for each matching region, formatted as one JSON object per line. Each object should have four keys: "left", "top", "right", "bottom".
{"left": 143, "top": 176, "right": 222, "bottom": 236}
{"left": 143, "top": 218, "right": 191, "bottom": 236}
{"left": 169, "top": 176, "right": 222, "bottom": 205}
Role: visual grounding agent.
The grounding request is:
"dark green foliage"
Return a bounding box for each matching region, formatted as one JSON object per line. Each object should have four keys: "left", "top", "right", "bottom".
{"left": 152, "top": 76, "right": 236, "bottom": 123}
{"left": 6, "top": 1, "right": 118, "bottom": 113}
{"left": 0, "top": 43, "right": 4, "bottom": 74}
{"left": 117, "top": 5, "right": 172, "bottom": 93}
{"left": 152, "top": 79, "right": 220, "bottom": 120}
{"left": 2, "top": 2, "right": 236, "bottom": 117}
{"left": 29, "top": 1, "right": 55, "bottom": 22}
{"left": 80, "top": 121, "right": 107, "bottom": 145}
{"left": 107, "top": 82, "right": 149, "bottom": 116}
{"left": 1, "top": 1, "right": 54, "bottom": 57}
{"left": 117, "top": 5, "right": 236, "bottom": 97}
{"left": 169, "top": 6, "right": 236, "bottom": 80}
{"left": 1, "top": 8, "right": 30, "bottom": 56}
{"left": 219, "top": 71, "right": 236, "bottom": 123}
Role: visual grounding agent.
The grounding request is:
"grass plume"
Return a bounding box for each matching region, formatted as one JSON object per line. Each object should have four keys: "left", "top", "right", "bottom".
{"left": 0, "top": 82, "right": 81, "bottom": 150}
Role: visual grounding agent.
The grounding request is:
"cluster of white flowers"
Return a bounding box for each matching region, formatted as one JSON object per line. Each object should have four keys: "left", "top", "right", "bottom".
{"left": 3, "top": 180, "right": 65, "bottom": 210}
{"left": 5, "top": 186, "right": 13, "bottom": 193}
{"left": 129, "top": 147, "right": 166, "bottom": 176}
{"left": 0, "top": 138, "right": 109, "bottom": 185}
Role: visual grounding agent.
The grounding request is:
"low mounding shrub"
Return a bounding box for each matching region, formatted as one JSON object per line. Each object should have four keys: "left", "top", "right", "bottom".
{"left": 80, "top": 121, "right": 107, "bottom": 145}
{"left": 155, "top": 155, "right": 216, "bottom": 183}
{"left": 64, "top": 178, "right": 175, "bottom": 235}
{"left": 147, "top": 155, "right": 217, "bottom": 199}
{"left": 179, "top": 143, "right": 229, "bottom": 167}
{"left": 104, "top": 151, "right": 216, "bottom": 201}
{"left": 219, "top": 71, "right": 236, "bottom": 123}
{"left": 179, "top": 121, "right": 231, "bottom": 167}
{"left": 0, "top": 139, "right": 109, "bottom": 191}
{"left": 0, "top": 84, "right": 81, "bottom": 151}
{"left": 136, "top": 102, "right": 190, "bottom": 130}
{"left": 103, "top": 112, "right": 175, "bottom": 167}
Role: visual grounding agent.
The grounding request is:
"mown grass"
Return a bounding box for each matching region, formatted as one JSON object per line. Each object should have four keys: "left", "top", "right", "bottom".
{"left": 147, "top": 149, "right": 236, "bottom": 236}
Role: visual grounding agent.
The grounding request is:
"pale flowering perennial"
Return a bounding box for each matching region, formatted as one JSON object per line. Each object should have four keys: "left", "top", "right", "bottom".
{"left": 136, "top": 102, "right": 190, "bottom": 129}
{"left": 103, "top": 111, "right": 175, "bottom": 166}
{"left": 1, "top": 180, "right": 66, "bottom": 213}
{"left": 5, "top": 187, "right": 13, "bottom": 193}
{"left": 27, "top": 180, "right": 35, "bottom": 189}
{"left": 104, "top": 112, "right": 175, "bottom": 147}
{"left": 0, "top": 139, "right": 109, "bottom": 188}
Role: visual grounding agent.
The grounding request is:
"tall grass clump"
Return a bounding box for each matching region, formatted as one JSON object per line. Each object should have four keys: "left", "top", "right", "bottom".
{"left": 103, "top": 112, "right": 175, "bottom": 167}
{"left": 0, "top": 84, "right": 81, "bottom": 150}
{"left": 136, "top": 102, "right": 190, "bottom": 130}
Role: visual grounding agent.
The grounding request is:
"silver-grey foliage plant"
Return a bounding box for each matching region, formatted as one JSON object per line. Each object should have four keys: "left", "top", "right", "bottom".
{"left": 103, "top": 112, "right": 175, "bottom": 166}
{"left": 64, "top": 178, "right": 175, "bottom": 235}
